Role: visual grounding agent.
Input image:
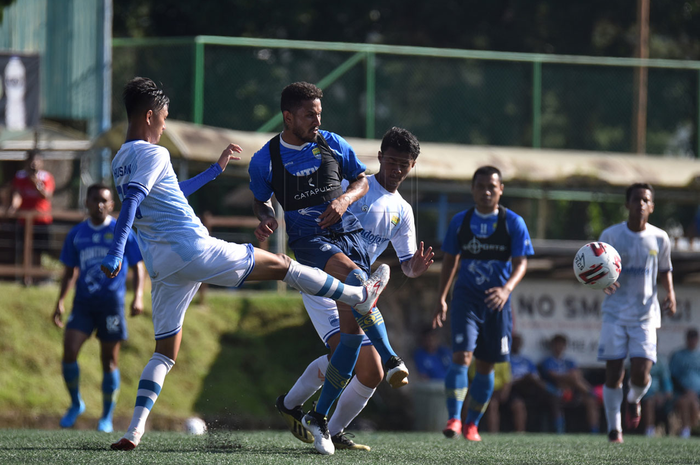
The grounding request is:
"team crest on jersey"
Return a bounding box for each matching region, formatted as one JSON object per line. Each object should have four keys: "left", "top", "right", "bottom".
{"left": 391, "top": 215, "right": 400, "bottom": 227}
{"left": 105, "top": 233, "right": 113, "bottom": 242}
{"left": 361, "top": 204, "right": 369, "bottom": 212}
{"left": 312, "top": 147, "right": 322, "bottom": 159}
{"left": 320, "top": 244, "right": 332, "bottom": 252}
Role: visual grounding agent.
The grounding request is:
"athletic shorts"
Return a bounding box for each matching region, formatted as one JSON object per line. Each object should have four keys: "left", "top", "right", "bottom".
{"left": 289, "top": 231, "right": 370, "bottom": 276}
{"left": 450, "top": 287, "right": 512, "bottom": 363}
{"left": 597, "top": 320, "right": 657, "bottom": 363}
{"left": 301, "top": 293, "right": 372, "bottom": 348}
{"left": 66, "top": 299, "right": 127, "bottom": 342}
{"left": 151, "top": 238, "right": 255, "bottom": 340}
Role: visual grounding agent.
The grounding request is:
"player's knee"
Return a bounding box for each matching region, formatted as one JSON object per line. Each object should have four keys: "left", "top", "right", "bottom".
{"left": 344, "top": 269, "right": 367, "bottom": 286}
{"left": 452, "top": 351, "right": 470, "bottom": 365}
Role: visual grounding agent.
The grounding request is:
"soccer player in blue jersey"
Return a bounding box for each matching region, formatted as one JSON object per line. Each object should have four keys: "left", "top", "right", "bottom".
{"left": 432, "top": 165, "right": 534, "bottom": 442}
{"left": 53, "top": 183, "right": 145, "bottom": 433}
{"left": 249, "top": 83, "right": 409, "bottom": 454}
{"left": 102, "top": 77, "right": 390, "bottom": 451}
{"left": 670, "top": 329, "right": 700, "bottom": 438}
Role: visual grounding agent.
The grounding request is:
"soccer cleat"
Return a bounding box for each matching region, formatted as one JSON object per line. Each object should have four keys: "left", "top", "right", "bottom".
{"left": 59, "top": 399, "right": 85, "bottom": 428}
{"left": 331, "top": 432, "right": 371, "bottom": 451}
{"left": 463, "top": 422, "right": 482, "bottom": 442}
{"left": 275, "top": 394, "right": 314, "bottom": 443}
{"left": 97, "top": 417, "right": 114, "bottom": 433}
{"left": 625, "top": 401, "right": 641, "bottom": 430}
{"left": 111, "top": 429, "right": 142, "bottom": 451}
{"left": 302, "top": 410, "right": 334, "bottom": 455}
{"left": 385, "top": 356, "right": 409, "bottom": 388}
{"left": 354, "top": 264, "right": 390, "bottom": 316}
{"left": 608, "top": 430, "right": 623, "bottom": 443}
{"left": 442, "top": 418, "right": 462, "bottom": 438}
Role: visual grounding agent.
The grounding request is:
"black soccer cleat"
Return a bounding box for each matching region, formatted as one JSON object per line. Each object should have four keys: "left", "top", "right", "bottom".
{"left": 275, "top": 394, "right": 314, "bottom": 443}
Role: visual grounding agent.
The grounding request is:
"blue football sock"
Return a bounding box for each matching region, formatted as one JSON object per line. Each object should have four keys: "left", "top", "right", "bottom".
{"left": 465, "top": 371, "right": 494, "bottom": 426}
{"left": 314, "top": 333, "right": 363, "bottom": 416}
{"left": 102, "top": 369, "right": 120, "bottom": 420}
{"left": 554, "top": 414, "right": 565, "bottom": 434}
{"left": 352, "top": 306, "right": 396, "bottom": 364}
{"left": 445, "top": 363, "right": 469, "bottom": 420}
{"left": 62, "top": 361, "right": 81, "bottom": 406}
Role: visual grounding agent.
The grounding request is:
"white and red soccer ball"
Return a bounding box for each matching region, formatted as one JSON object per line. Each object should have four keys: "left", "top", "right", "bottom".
{"left": 573, "top": 242, "right": 622, "bottom": 290}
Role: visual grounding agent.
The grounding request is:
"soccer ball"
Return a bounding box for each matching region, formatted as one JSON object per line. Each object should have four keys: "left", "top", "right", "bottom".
{"left": 573, "top": 242, "right": 622, "bottom": 290}
{"left": 184, "top": 417, "right": 207, "bottom": 435}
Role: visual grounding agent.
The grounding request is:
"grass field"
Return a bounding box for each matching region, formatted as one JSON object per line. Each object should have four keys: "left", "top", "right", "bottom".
{"left": 1, "top": 429, "right": 699, "bottom": 464}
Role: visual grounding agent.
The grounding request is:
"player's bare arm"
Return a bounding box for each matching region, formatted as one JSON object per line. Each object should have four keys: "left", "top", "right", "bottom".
{"left": 130, "top": 261, "right": 146, "bottom": 317}
{"left": 252, "top": 198, "right": 278, "bottom": 242}
{"left": 660, "top": 270, "right": 676, "bottom": 316}
{"left": 432, "top": 252, "right": 460, "bottom": 328}
{"left": 401, "top": 241, "right": 434, "bottom": 278}
{"left": 317, "top": 173, "right": 368, "bottom": 229}
{"left": 216, "top": 143, "right": 242, "bottom": 172}
{"left": 485, "top": 256, "right": 527, "bottom": 311}
{"left": 53, "top": 266, "right": 78, "bottom": 328}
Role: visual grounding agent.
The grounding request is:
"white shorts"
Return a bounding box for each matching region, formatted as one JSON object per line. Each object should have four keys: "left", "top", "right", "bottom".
{"left": 597, "top": 320, "right": 657, "bottom": 363}
{"left": 302, "top": 293, "right": 371, "bottom": 348}
{"left": 151, "top": 238, "right": 255, "bottom": 340}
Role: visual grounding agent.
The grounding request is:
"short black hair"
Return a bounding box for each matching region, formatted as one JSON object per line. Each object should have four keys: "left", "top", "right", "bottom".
{"left": 626, "top": 182, "right": 654, "bottom": 203}
{"left": 380, "top": 127, "right": 420, "bottom": 160}
{"left": 472, "top": 165, "right": 502, "bottom": 186}
{"left": 551, "top": 334, "right": 567, "bottom": 345}
{"left": 123, "top": 77, "right": 170, "bottom": 120}
{"left": 86, "top": 183, "right": 111, "bottom": 198}
{"left": 688, "top": 328, "right": 699, "bottom": 339}
{"left": 26, "top": 149, "right": 40, "bottom": 160}
{"left": 280, "top": 81, "right": 323, "bottom": 113}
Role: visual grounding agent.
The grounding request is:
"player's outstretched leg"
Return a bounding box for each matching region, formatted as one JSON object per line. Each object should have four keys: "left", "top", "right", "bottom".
{"left": 111, "top": 353, "right": 174, "bottom": 451}
{"left": 60, "top": 361, "right": 85, "bottom": 428}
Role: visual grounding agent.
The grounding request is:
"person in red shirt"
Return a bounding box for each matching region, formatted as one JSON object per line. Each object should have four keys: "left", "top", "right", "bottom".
{"left": 7, "top": 149, "right": 55, "bottom": 281}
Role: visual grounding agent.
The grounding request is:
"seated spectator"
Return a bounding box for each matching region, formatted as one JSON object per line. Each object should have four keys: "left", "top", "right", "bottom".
{"left": 413, "top": 325, "right": 452, "bottom": 381}
{"left": 508, "top": 333, "right": 559, "bottom": 432}
{"left": 669, "top": 328, "right": 700, "bottom": 439}
{"left": 540, "top": 334, "right": 600, "bottom": 433}
{"left": 463, "top": 361, "right": 511, "bottom": 433}
{"left": 641, "top": 354, "right": 673, "bottom": 437}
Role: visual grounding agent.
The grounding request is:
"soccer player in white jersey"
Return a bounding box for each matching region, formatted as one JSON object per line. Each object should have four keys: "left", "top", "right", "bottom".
{"left": 597, "top": 182, "right": 676, "bottom": 443}
{"left": 101, "top": 77, "right": 391, "bottom": 451}
{"left": 275, "top": 127, "right": 434, "bottom": 451}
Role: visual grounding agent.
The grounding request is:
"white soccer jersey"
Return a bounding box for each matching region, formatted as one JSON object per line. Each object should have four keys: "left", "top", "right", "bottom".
{"left": 599, "top": 222, "right": 672, "bottom": 328}
{"left": 111, "top": 141, "right": 210, "bottom": 280}
{"left": 345, "top": 174, "right": 417, "bottom": 264}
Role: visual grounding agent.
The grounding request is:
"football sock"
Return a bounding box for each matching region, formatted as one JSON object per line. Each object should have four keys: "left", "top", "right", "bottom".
{"left": 283, "top": 261, "right": 364, "bottom": 306}
{"left": 352, "top": 306, "right": 396, "bottom": 364}
{"left": 126, "top": 353, "right": 174, "bottom": 436}
{"left": 445, "top": 363, "right": 469, "bottom": 420}
{"left": 284, "top": 355, "right": 328, "bottom": 409}
{"left": 603, "top": 385, "right": 623, "bottom": 432}
{"left": 627, "top": 379, "right": 651, "bottom": 404}
{"left": 465, "top": 371, "right": 494, "bottom": 426}
{"left": 314, "top": 333, "right": 363, "bottom": 416}
{"left": 101, "top": 369, "right": 120, "bottom": 421}
{"left": 62, "top": 361, "right": 81, "bottom": 406}
{"left": 328, "top": 376, "right": 376, "bottom": 436}
{"left": 554, "top": 414, "right": 565, "bottom": 434}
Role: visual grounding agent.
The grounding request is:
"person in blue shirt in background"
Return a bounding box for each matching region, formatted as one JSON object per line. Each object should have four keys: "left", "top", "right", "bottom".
{"left": 414, "top": 325, "right": 452, "bottom": 381}
{"left": 540, "top": 334, "right": 600, "bottom": 434}
{"left": 670, "top": 328, "right": 700, "bottom": 438}
{"left": 53, "top": 183, "right": 145, "bottom": 433}
{"left": 432, "top": 165, "right": 534, "bottom": 442}
{"left": 641, "top": 353, "right": 673, "bottom": 437}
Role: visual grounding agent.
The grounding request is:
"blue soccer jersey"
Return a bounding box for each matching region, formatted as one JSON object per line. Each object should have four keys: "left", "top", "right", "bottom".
{"left": 442, "top": 207, "right": 534, "bottom": 295}
{"left": 60, "top": 216, "right": 142, "bottom": 304}
{"left": 670, "top": 348, "right": 700, "bottom": 395}
{"left": 248, "top": 130, "right": 366, "bottom": 241}
{"left": 510, "top": 354, "right": 539, "bottom": 381}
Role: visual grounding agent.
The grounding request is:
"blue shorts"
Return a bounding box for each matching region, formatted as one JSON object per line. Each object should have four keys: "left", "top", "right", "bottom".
{"left": 65, "top": 299, "right": 127, "bottom": 342}
{"left": 450, "top": 287, "right": 512, "bottom": 363}
{"left": 289, "top": 230, "right": 371, "bottom": 276}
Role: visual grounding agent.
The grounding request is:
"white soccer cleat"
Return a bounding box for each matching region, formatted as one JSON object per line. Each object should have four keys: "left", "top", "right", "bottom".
{"left": 385, "top": 356, "right": 409, "bottom": 388}
{"left": 302, "top": 411, "right": 335, "bottom": 455}
{"left": 354, "top": 264, "right": 390, "bottom": 316}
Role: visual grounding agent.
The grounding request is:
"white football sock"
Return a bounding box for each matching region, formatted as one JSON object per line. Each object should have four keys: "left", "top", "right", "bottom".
{"left": 125, "top": 352, "right": 174, "bottom": 442}
{"left": 284, "top": 355, "right": 329, "bottom": 409}
{"left": 627, "top": 379, "right": 651, "bottom": 404}
{"left": 283, "top": 261, "right": 364, "bottom": 306}
{"left": 603, "top": 385, "right": 623, "bottom": 433}
{"left": 328, "top": 376, "right": 376, "bottom": 437}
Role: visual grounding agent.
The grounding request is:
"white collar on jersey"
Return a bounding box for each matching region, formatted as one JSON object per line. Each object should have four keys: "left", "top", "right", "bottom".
{"left": 87, "top": 215, "right": 112, "bottom": 230}
{"left": 473, "top": 208, "right": 499, "bottom": 218}
{"left": 279, "top": 132, "right": 311, "bottom": 151}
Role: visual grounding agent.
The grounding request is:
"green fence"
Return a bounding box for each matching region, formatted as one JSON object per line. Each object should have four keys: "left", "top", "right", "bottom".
{"left": 112, "top": 36, "right": 700, "bottom": 157}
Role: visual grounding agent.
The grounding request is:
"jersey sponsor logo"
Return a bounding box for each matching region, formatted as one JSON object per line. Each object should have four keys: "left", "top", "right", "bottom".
{"left": 360, "top": 229, "right": 389, "bottom": 246}
{"left": 463, "top": 236, "right": 507, "bottom": 255}
{"left": 293, "top": 184, "right": 334, "bottom": 201}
